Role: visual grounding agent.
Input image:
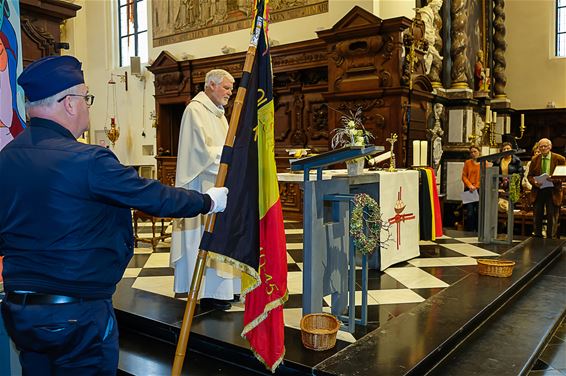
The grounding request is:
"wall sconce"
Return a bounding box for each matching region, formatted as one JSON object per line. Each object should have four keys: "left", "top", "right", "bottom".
{"left": 113, "top": 71, "right": 128, "bottom": 91}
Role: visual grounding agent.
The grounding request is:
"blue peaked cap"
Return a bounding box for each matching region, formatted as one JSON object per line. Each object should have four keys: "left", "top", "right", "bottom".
{"left": 18, "top": 55, "right": 85, "bottom": 102}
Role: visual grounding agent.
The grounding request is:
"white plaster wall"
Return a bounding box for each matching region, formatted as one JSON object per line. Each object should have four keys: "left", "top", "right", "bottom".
{"left": 64, "top": 0, "right": 157, "bottom": 166}
{"left": 376, "top": 0, "right": 415, "bottom": 19}
{"left": 506, "top": 0, "right": 566, "bottom": 109}
{"left": 147, "top": 1, "right": 374, "bottom": 62}
{"left": 63, "top": 0, "right": 415, "bottom": 166}
{"left": 46, "top": 1, "right": 566, "bottom": 164}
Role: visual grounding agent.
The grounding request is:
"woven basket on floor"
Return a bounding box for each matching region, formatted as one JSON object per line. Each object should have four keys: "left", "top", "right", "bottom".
{"left": 477, "top": 259, "right": 516, "bottom": 277}
{"left": 300, "top": 313, "right": 340, "bottom": 351}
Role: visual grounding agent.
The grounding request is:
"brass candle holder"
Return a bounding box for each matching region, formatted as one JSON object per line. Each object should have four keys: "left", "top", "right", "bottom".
{"left": 386, "top": 133, "right": 398, "bottom": 172}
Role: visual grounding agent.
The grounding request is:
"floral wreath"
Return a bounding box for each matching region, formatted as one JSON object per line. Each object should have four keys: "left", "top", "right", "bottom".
{"left": 350, "top": 193, "right": 391, "bottom": 255}
{"left": 508, "top": 173, "right": 521, "bottom": 203}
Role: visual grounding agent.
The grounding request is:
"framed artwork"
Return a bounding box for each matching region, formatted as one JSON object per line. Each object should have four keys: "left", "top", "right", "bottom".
{"left": 152, "top": 0, "right": 328, "bottom": 47}
{"left": 0, "top": 0, "right": 26, "bottom": 151}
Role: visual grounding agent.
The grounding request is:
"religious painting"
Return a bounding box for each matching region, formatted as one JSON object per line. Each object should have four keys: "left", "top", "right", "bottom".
{"left": 466, "top": 0, "right": 489, "bottom": 88}
{"left": 152, "top": 0, "right": 329, "bottom": 47}
{"left": 0, "top": 0, "right": 26, "bottom": 151}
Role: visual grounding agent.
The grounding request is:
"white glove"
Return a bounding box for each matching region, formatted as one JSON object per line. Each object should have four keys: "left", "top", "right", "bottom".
{"left": 206, "top": 187, "right": 228, "bottom": 213}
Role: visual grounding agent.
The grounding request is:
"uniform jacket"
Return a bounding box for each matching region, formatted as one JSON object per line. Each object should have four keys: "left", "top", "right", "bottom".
{"left": 527, "top": 152, "right": 566, "bottom": 206}
{"left": 0, "top": 118, "right": 211, "bottom": 299}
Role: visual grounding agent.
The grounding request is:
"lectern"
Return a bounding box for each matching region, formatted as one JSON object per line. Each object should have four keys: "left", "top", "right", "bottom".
{"left": 477, "top": 149, "right": 525, "bottom": 244}
{"left": 290, "top": 146, "right": 383, "bottom": 330}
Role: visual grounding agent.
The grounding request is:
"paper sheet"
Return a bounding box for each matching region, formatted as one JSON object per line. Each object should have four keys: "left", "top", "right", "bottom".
{"left": 534, "top": 173, "right": 553, "bottom": 189}
{"left": 461, "top": 189, "right": 479, "bottom": 204}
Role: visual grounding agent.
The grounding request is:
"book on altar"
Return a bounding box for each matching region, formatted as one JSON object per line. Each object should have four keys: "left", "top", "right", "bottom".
{"left": 535, "top": 173, "right": 554, "bottom": 189}
{"left": 461, "top": 189, "right": 479, "bottom": 204}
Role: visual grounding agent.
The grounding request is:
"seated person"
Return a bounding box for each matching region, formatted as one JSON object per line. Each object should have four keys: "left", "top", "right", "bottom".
{"left": 494, "top": 142, "right": 524, "bottom": 191}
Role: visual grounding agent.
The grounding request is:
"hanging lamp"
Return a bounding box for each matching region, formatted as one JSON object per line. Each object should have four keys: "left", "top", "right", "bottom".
{"left": 104, "top": 74, "right": 120, "bottom": 147}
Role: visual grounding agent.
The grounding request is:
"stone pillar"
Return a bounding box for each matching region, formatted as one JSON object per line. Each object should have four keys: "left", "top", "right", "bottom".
{"left": 450, "top": 0, "right": 469, "bottom": 88}
{"left": 493, "top": 0, "right": 507, "bottom": 98}
{"left": 428, "top": 0, "right": 443, "bottom": 87}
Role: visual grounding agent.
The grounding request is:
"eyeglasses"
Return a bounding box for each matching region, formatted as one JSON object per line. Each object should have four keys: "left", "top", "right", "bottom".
{"left": 57, "top": 94, "right": 95, "bottom": 107}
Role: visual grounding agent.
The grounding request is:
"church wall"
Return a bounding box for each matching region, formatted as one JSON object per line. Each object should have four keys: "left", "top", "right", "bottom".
{"left": 61, "top": 0, "right": 566, "bottom": 165}
{"left": 506, "top": 0, "right": 566, "bottom": 109}
{"left": 61, "top": 0, "right": 421, "bottom": 166}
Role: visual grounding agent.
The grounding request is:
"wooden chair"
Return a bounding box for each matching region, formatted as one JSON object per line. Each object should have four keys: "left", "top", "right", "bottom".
{"left": 132, "top": 210, "right": 172, "bottom": 251}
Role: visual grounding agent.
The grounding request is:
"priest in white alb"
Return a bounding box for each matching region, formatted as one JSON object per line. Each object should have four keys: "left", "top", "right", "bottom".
{"left": 170, "top": 69, "right": 240, "bottom": 311}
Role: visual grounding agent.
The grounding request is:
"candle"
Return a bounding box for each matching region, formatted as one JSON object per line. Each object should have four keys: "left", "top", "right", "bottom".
{"left": 413, "top": 140, "right": 420, "bottom": 166}
{"left": 485, "top": 105, "right": 491, "bottom": 123}
{"left": 505, "top": 118, "right": 511, "bottom": 134}
{"left": 420, "top": 140, "right": 428, "bottom": 166}
{"left": 521, "top": 114, "right": 525, "bottom": 127}
{"left": 492, "top": 111, "right": 497, "bottom": 124}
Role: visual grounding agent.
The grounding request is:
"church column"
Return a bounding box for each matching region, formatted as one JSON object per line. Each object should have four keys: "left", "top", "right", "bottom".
{"left": 450, "top": 0, "right": 469, "bottom": 89}
{"left": 493, "top": 0, "right": 507, "bottom": 98}
{"left": 428, "top": 0, "right": 443, "bottom": 88}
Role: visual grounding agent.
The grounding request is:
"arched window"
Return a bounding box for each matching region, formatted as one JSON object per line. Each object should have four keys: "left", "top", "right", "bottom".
{"left": 558, "top": 0, "right": 566, "bottom": 56}
{"left": 118, "top": 0, "right": 148, "bottom": 67}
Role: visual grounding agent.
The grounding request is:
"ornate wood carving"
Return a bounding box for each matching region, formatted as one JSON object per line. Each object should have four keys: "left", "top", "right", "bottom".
{"left": 428, "top": 1, "right": 444, "bottom": 87}
{"left": 493, "top": 0, "right": 507, "bottom": 98}
{"left": 149, "top": 6, "right": 435, "bottom": 218}
{"left": 19, "top": 0, "right": 81, "bottom": 65}
{"left": 20, "top": 17, "right": 57, "bottom": 60}
{"left": 450, "top": 0, "right": 469, "bottom": 88}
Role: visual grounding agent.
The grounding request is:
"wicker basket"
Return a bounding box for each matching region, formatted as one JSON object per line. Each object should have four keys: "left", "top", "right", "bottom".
{"left": 477, "top": 259, "right": 516, "bottom": 277}
{"left": 300, "top": 313, "right": 341, "bottom": 351}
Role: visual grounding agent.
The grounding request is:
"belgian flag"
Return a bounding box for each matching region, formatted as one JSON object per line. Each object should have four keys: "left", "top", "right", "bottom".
{"left": 200, "top": 0, "right": 288, "bottom": 370}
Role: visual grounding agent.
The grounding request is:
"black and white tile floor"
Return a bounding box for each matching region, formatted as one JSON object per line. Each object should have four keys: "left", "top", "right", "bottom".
{"left": 125, "top": 220, "right": 522, "bottom": 343}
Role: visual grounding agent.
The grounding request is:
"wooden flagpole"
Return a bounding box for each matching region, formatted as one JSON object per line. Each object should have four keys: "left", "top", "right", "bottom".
{"left": 171, "top": 15, "right": 263, "bottom": 376}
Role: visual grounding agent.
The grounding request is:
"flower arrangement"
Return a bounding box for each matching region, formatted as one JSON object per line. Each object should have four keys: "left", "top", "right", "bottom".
{"left": 331, "top": 107, "right": 374, "bottom": 149}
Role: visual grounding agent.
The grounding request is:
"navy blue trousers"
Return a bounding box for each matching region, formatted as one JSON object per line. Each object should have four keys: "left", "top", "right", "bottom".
{"left": 1, "top": 298, "right": 118, "bottom": 375}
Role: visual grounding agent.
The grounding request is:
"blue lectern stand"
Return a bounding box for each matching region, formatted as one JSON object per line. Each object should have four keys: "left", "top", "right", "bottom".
{"left": 291, "top": 146, "right": 384, "bottom": 332}
{"left": 477, "top": 149, "right": 525, "bottom": 244}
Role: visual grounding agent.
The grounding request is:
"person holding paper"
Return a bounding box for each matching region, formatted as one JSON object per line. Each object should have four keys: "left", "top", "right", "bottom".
{"left": 462, "top": 145, "right": 482, "bottom": 232}
{"left": 527, "top": 138, "right": 565, "bottom": 238}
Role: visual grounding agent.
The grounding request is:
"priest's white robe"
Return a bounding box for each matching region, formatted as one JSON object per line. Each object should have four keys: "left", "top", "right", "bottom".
{"left": 170, "top": 91, "right": 241, "bottom": 298}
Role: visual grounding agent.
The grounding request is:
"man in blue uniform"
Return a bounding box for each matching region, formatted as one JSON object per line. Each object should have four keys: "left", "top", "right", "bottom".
{"left": 0, "top": 55, "right": 228, "bottom": 375}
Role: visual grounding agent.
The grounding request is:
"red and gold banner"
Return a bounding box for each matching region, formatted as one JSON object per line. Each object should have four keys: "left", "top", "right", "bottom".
{"left": 201, "top": 0, "right": 287, "bottom": 370}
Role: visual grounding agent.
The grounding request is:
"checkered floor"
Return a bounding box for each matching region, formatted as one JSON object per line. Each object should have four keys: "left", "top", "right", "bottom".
{"left": 125, "top": 219, "right": 518, "bottom": 342}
